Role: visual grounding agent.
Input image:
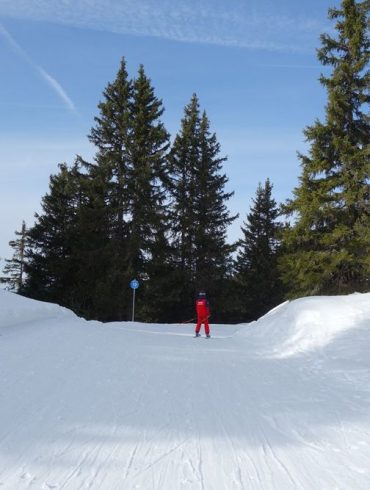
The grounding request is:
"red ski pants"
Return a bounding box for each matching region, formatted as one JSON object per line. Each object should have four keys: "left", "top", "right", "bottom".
{"left": 195, "top": 316, "right": 210, "bottom": 335}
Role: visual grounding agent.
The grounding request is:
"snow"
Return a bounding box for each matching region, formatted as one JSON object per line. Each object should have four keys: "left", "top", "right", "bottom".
{"left": 0, "top": 290, "right": 75, "bottom": 329}
{"left": 239, "top": 294, "right": 370, "bottom": 359}
{"left": 0, "top": 290, "right": 370, "bottom": 489}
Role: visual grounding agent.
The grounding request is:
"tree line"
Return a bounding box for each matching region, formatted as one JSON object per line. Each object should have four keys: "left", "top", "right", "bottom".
{"left": 2, "top": 0, "right": 369, "bottom": 323}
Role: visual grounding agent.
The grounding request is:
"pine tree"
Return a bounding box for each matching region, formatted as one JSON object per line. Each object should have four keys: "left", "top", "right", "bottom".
{"left": 280, "top": 0, "right": 370, "bottom": 296}
{"left": 23, "top": 163, "right": 82, "bottom": 306}
{"left": 126, "top": 65, "right": 172, "bottom": 321}
{"left": 86, "top": 60, "right": 171, "bottom": 321}
{"left": 169, "top": 94, "right": 237, "bottom": 321}
{"left": 235, "top": 180, "right": 283, "bottom": 321}
{"left": 81, "top": 58, "right": 134, "bottom": 320}
{"left": 62, "top": 157, "right": 113, "bottom": 319}
{"left": 169, "top": 94, "right": 200, "bottom": 316}
{"left": 89, "top": 58, "right": 132, "bottom": 242}
{"left": 1, "top": 221, "right": 27, "bottom": 292}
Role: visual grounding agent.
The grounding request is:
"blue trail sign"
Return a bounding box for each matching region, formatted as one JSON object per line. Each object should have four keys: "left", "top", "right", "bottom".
{"left": 130, "top": 279, "right": 139, "bottom": 321}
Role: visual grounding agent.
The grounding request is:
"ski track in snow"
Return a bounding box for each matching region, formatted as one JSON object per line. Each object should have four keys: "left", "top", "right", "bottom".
{"left": 0, "top": 292, "right": 370, "bottom": 489}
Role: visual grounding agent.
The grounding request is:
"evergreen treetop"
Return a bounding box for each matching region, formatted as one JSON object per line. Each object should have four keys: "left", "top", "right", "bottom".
{"left": 168, "top": 94, "right": 237, "bottom": 320}
{"left": 281, "top": 0, "right": 370, "bottom": 296}
{"left": 235, "top": 179, "right": 283, "bottom": 320}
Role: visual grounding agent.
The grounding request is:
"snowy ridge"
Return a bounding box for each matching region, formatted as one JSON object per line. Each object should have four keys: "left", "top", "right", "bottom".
{"left": 0, "top": 290, "right": 76, "bottom": 329}
{"left": 241, "top": 293, "right": 370, "bottom": 359}
{"left": 1, "top": 290, "right": 370, "bottom": 489}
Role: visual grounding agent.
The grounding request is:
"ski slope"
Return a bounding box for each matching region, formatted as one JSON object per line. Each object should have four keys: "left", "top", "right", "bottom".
{"left": 0, "top": 290, "right": 370, "bottom": 490}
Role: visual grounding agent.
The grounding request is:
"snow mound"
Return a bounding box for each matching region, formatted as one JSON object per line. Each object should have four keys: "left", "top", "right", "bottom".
{"left": 0, "top": 290, "right": 76, "bottom": 329}
{"left": 243, "top": 293, "right": 370, "bottom": 359}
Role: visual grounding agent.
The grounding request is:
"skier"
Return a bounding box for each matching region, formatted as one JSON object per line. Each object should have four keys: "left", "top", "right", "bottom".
{"left": 195, "top": 292, "right": 211, "bottom": 338}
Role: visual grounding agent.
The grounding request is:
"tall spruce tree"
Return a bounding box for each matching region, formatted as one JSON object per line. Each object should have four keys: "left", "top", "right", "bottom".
{"left": 87, "top": 60, "right": 170, "bottom": 321}
{"left": 126, "top": 65, "right": 171, "bottom": 321}
{"left": 169, "top": 94, "right": 237, "bottom": 321}
{"left": 235, "top": 180, "right": 283, "bottom": 321}
{"left": 89, "top": 58, "right": 132, "bottom": 241}
{"left": 1, "top": 221, "right": 27, "bottom": 292}
{"left": 280, "top": 0, "right": 370, "bottom": 296}
{"left": 85, "top": 58, "right": 133, "bottom": 320}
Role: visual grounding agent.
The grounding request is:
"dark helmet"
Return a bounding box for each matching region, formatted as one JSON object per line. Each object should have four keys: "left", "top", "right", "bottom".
{"left": 197, "top": 291, "right": 206, "bottom": 298}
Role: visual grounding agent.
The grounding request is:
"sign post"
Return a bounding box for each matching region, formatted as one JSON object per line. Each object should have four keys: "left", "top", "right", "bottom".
{"left": 129, "top": 279, "right": 139, "bottom": 321}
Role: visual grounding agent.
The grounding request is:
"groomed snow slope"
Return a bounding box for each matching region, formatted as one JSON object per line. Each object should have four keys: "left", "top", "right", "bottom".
{"left": 0, "top": 290, "right": 370, "bottom": 490}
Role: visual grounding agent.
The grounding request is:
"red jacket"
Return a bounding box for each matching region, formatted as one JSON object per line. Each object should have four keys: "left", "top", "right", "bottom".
{"left": 196, "top": 298, "right": 210, "bottom": 319}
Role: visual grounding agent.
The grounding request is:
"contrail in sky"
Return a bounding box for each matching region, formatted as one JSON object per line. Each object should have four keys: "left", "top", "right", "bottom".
{"left": 0, "top": 22, "right": 77, "bottom": 114}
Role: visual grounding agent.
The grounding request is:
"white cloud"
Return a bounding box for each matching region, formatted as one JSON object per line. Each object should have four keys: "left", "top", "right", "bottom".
{"left": 0, "top": 23, "right": 77, "bottom": 114}
{"left": 0, "top": 0, "right": 328, "bottom": 52}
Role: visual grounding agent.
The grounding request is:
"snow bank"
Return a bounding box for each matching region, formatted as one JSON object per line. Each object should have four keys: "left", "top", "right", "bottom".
{"left": 241, "top": 293, "right": 370, "bottom": 359}
{"left": 0, "top": 290, "right": 76, "bottom": 328}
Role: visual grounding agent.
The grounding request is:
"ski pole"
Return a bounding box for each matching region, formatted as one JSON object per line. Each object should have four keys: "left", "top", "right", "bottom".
{"left": 181, "top": 317, "right": 196, "bottom": 324}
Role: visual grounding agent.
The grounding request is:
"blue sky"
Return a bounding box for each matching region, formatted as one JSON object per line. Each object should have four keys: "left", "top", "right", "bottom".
{"left": 0, "top": 0, "right": 339, "bottom": 263}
